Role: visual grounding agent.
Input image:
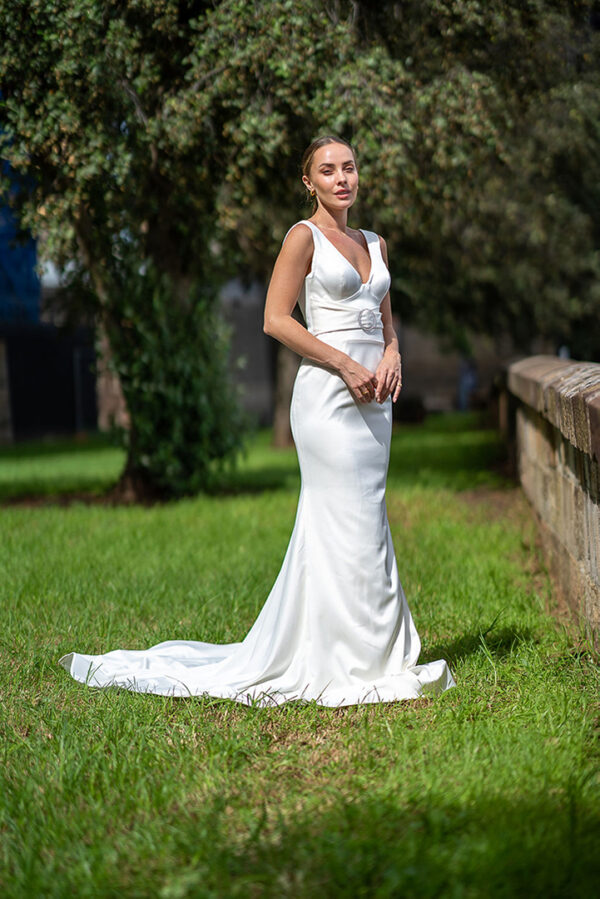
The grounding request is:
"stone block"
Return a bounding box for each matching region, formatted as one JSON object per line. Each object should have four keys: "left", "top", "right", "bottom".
{"left": 508, "top": 355, "right": 600, "bottom": 642}
{"left": 534, "top": 415, "right": 556, "bottom": 470}
{"left": 588, "top": 454, "right": 600, "bottom": 505}
{"left": 576, "top": 379, "right": 600, "bottom": 456}
{"left": 587, "top": 497, "right": 600, "bottom": 585}
{"left": 573, "top": 485, "right": 586, "bottom": 561}
{"left": 559, "top": 473, "right": 577, "bottom": 557}
{"left": 589, "top": 392, "right": 600, "bottom": 466}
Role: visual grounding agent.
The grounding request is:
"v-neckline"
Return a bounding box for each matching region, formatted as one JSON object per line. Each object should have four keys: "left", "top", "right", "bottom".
{"left": 313, "top": 224, "right": 373, "bottom": 286}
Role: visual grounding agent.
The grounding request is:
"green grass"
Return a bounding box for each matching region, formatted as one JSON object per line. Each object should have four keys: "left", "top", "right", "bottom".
{"left": 1, "top": 414, "right": 598, "bottom": 898}
{"left": 0, "top": 433, "right": 124, "bottom": 501}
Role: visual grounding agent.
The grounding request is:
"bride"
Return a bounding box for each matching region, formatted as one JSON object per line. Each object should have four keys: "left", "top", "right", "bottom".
{"left": 60, "top": 135, "right": 455, "bottom": 706}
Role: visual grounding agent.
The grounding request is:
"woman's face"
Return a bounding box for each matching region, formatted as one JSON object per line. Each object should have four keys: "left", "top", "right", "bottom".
{"left": 302, "top": 142, "right": 358, "bottom": 211}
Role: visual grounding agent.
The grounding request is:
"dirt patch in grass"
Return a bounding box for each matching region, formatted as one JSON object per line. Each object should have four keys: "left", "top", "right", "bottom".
{"left": 457, "top": 485, "right": 592, "bottom": 650}
{"left": 1, "top": 487, "right": 161, "bottom": 508}
{"left": 457, "top": 484, "right": 530, "bottom": 524}
{"left": 2, "top": 491, "right": 105, "bottom": 508}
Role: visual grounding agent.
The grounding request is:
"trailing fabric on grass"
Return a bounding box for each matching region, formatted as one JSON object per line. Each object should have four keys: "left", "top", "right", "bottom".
{"left": 60, "top": 222, "right": 455, "bottom": 706}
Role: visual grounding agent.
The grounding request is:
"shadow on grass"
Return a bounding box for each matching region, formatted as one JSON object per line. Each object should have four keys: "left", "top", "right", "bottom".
{"left": 0, "top": 464, "right": 298, "bottom": 506}
{"left": 209, "top": 465, "right": 299, "bottom": 496}
{"left": 161, "top": 790, "right": 598, "bottom": 899}
{"left": 421, "top": 624, "right": 536, "bottom": 667}
{"left": 220, "top": 412, "right": 510, "bottom": 497}
{"left": 0, "top": 433, "right": 126, "bottom": 505}
{"left": 0, "top": 412, "right": 509, "bottom": 504}
{"left": 387, "top": 420, "right": 509, "bottom": 491}
{"left": 0, "top": 433, "right": 116, "bottom": 460}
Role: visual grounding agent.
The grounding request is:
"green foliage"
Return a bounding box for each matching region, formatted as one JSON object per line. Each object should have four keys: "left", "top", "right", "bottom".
{"left": 0, "top": 434, "right": 123, "bottom": 501}
{"left": 1, "top": 0, "right": 600, "bottom": 457}
{"left": 322, "top": 2, "right": 600, "bottom": 356}
{"left": 170, "top": 0, "right": 600, "bottom": 355}
{"left": 0, "top": 420, "right": 599, "bottom": 896}
{"left": 199, "top": 0, "right": 599, "bottom": 356}
{"left": 106, "top": 265, "right": 246, "bottom": 497}
{"left": 0, "top": 0, "right": 251, "bottom": 495}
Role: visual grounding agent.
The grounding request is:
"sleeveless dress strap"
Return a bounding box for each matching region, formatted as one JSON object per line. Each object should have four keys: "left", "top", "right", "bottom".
{"left": 360, "top": 229, "right": 383, "bottom": 262}
{"left": 284, "top": 222, "right": 381, "bottom": 262}
{"left": 282, "top": 220, "right": 320, "bottom": 245}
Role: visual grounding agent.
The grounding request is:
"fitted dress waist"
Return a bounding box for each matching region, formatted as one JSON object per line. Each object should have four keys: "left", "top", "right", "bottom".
{"left": 309, "top": 304, "right": 383, "bottom": 337}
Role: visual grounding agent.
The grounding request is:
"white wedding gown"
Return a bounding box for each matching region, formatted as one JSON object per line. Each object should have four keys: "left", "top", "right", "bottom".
{"left": 60, "top": 220, "right": 455, "bottom": 706}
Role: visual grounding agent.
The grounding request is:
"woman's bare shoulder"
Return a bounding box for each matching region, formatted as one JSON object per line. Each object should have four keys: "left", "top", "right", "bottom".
{"left": 283, "top": 220, "right": 314, "bottom": 246}
{"left": 267, "top": 221, "right": 314, "bottom": 296}
{"left": 280, "top": 221, "right": 314, "bottom": 263}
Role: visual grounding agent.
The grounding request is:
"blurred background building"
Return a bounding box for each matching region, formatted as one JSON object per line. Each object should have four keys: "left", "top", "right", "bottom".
{"left": 0, "top": 159, "right": 97, "bottom": 443}
{"left": 0, "top": 213, "right": 531, "bottom": 446}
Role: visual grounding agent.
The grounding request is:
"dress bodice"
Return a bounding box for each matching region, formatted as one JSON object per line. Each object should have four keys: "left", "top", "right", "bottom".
{"left": 283, "top": 220, "right": 392, "bottom": 337}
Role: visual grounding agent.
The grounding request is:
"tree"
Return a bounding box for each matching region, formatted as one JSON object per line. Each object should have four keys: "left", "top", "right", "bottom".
{"left": 204, "top": 0, "right": 600, "bottom": 356}
{"left": 1, "top": 0, "right": 249, "bottom": 497}
{"left": 165, "top": 0, "right": 600, "bottom": 429}
{"left": 350, "top": 0, "right": 600, "bottom": 356}
{"left": 2, "top": 0, "right": 599, "bottom": 479}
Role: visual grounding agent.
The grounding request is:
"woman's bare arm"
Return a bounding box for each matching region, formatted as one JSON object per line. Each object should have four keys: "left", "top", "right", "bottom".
{"left": 264, "top": 224, "right": 378, "bottom": 402}
{"left": 374, "top": 236, "right": 402, "bottom": 402}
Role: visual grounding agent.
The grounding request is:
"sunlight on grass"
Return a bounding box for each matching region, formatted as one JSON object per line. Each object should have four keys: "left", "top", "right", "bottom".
{"left": 0, "top": 434, "right": 125, "bottom": 500}
{"left": 0, "top": 414, "right": 598, "bottom": 897}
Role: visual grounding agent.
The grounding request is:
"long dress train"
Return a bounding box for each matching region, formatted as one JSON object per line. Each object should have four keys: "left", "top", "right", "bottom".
{"left": 59, "top": 221, "right": 455, "bottom": 706}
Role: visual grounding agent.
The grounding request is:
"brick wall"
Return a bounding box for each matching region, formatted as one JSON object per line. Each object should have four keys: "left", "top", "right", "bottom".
{"left": 508, "top": 356, "right": 600, "bottom": 638}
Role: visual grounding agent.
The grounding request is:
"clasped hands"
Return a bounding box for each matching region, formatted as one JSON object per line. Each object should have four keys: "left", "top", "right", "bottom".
{"left": 340, "top": 349, "right": 402, "bottom": 405}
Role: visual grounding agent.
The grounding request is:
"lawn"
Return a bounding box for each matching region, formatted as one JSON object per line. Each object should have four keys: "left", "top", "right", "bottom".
{"left": 1, "top": 415, "right": 598, "bottom": 898}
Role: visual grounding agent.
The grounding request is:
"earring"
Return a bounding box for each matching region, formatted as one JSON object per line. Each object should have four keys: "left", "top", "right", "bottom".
{"left": 310, "top": 189, "right": 316, "bottom": 197}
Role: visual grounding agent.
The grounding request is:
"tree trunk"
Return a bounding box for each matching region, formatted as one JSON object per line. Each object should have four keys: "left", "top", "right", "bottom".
{"left": 108, "top": 460, "right": 167, "bottom": 504}
{"left": 75, "top": 213, "right": 159, "bottom": 502}
{"left": 272, "top": 343, "right": 300, "bottom": 448}
{"left": 95, "top": 321, "right": 129, "bottom": 432}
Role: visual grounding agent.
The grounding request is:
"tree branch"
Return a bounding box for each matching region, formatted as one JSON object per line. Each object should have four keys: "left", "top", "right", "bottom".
{"left": 120, "top": 79, "right": 158, "bottom": 170}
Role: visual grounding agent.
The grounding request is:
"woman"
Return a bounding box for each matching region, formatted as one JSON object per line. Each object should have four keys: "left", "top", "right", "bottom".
{"left": 60, "top": 136, "right": 455, "bottom": 705}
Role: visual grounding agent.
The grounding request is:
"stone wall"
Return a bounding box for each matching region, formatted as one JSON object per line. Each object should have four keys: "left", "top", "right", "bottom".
{"left": 507, "top": 356, "right": 600, "bottom": 639}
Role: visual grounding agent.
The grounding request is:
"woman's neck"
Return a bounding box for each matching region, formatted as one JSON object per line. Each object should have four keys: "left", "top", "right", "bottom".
{"left": 311, "top": 204, "right": 348, "bottom": 233}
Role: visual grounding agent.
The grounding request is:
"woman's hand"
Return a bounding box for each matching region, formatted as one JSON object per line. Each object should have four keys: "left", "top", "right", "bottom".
{"left": 374, "top": 349, "right": 402, "bottom": 403}
{"left": 337, "top": 357, "right": 379, "bottom": 404}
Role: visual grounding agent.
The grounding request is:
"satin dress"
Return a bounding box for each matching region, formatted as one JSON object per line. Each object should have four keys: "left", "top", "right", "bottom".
{"left": 60, "top": 221, "right": 455, "bottom": 706}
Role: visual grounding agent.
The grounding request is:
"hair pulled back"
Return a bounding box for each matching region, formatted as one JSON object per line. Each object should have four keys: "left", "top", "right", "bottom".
{"left": 301, "top": 135, "right": 357, "bottom": 213}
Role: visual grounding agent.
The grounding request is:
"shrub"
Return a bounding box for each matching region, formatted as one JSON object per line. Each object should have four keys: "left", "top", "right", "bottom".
{"left": 105, "top": 265, "right": 246, "bottom": 499}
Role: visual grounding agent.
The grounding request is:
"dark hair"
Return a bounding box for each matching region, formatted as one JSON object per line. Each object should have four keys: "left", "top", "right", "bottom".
{"left": 301, "top": 135, "right": 357, "bottom": 213}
